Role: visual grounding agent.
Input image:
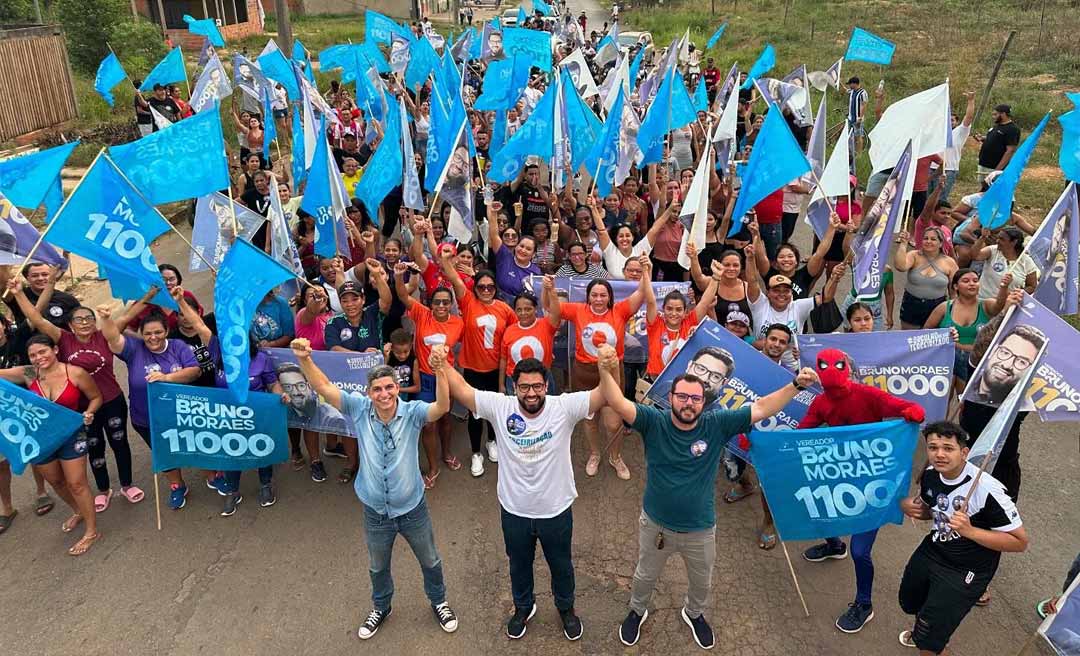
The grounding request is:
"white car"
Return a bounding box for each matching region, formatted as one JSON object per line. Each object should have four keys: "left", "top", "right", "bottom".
{"left": 618, "top": 31, "right": 654, "bottom": 60}
{"left": 500, "top": 8, "right": 520, "bottom": 26}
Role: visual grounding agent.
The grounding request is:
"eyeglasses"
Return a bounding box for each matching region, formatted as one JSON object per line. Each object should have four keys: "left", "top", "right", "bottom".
{"left": 688, "top": 361, "right": 727, "bottom": 386}
{"left": 70, "top": 315, "right": 96, "bottom": 324}
{"left": 308, "top": 294, "right": 327, "bottom": 301}
{"left": 672, "top": 392, "right": 705, "bottom": 405}
{"left": 280, "top": 381, "right": 311, "bottom": 394}
{"left": 515, "top": 382, "right": 547, "bottom": 393}
{"left": 476, "top": 284, "right": 496, "bottom": 292}
{"left": 991, "top": 345, "right": 1033, "bottom": 371}
{"left": 431, "top": 299, "right": 453, "bottom": 306}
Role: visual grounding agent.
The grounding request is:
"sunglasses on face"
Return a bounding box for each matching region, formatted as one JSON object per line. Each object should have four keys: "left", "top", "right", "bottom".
{"left": 70, "top": 315, "right": 96, "bottom": 324}
{"left": 431, "top": 299, "right": 453, "bottom": 306}
{"left": 476, "top": 284, "right": 496, "bottom": 292}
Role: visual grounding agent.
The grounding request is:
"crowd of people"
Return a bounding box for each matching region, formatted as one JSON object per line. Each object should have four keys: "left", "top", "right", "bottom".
{"left": 1, "top": 3, "right": 1075, "bottom": 654}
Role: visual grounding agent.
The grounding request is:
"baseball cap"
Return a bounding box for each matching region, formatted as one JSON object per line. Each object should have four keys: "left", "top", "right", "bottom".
{"left": 767, "top": 274, "right": 793, "bottom": 289}
{"left": 993, "top": 103, "right": 1012, "bottom": 115}
{"left": 338, "top": 281, "right": 364, "bottom": 298}
{"left": 725, "top": 310, "right": 750, "bottom": 326}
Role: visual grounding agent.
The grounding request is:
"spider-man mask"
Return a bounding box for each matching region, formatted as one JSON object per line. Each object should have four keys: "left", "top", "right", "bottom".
{"left": 816, "top": 348, "right": 853, "bottom": 394}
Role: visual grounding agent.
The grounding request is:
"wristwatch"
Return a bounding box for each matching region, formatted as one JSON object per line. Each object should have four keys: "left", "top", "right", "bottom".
{"left": 792, "top": 377, "right": 808, "bottom": 392}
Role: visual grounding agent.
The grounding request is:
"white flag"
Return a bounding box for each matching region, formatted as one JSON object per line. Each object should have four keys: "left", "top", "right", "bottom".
{"left": 678, "top": 129, "right": 714, "bottom": 269}
{"left": 868, "top": 81, "right": 951, "bottom": 174}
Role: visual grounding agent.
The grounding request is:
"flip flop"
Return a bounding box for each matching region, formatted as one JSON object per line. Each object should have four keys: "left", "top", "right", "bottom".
{"left": 120, "top": 486, "right": 145, "bottom": 503}
{"left": 724, "top": 485, "right": 757, "bottom": 504}
{"left": 1036, "top": 598, "right": 1055, "bottom": 619}
{"left": 61, "top": 514, "right": 83, "bottom": 533}
{"left": 758, "top": 530, "right": 778, "bottom": 551}
{"left": 976, "top": 591, "right": 991, "bottom": 607}
{"left": 336, "top": 467, "right": 357, "bottom": 484}
{"left": 35, "top": 494, "right": 55, "bottom": 516}
{"left": 0, "top": 510, "right": 16, "bottom": 535}
{"left": 443, "top": 455, "right": 462, "bottom": 471}
{"left": 68, "top": 532, "right": 102, "bottom": 557}
{"left": 424, "top": 470, "right": 440, "bottom": 490}
{"left": 94, "top": 490, "right": 113, "bottom": 513}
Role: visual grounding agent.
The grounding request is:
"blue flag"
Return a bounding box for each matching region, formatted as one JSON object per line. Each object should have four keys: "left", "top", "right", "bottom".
{"left": 694, "top": 76, "right": 707, "bottom": 112}
{"left": 474, "top": 57, "right": 516, "bottom": 110}
{"left": 261, "top": 85, "right": 277, "bottom": 161}
{"left": 300, "top": 123, "right": 351, "bottom": 258}
{"left": 583, "top": 88, "right": 624, "bottom": 198}
{"left": 638, "top": 66, "right": 698, "bottom": 164}
{"left": 354, "top": 104, "right": 403, "bottom": 222}
{"left": 257, "top": 42, "right": 300, "bottom": 100}
{"left": 517, "top": 6, "right": 527, "bottom": 24}
{"left": 0, "top": 191, "right": 66, "bottom": 267}
{"left": 183, "top": 14, "right": 225, "bottom": 47}
{"left": 109, "top": 107, "right": 230, "bottom": 205}
{"left": 561, "top": 75, "right": 603, "bottom": 172}
{"left": 94, "top": 53, "right": 128, "bottom": 107}
{"left": 189, "top": 192, "right": 265, "bottom": 273}
{"left": 706, "top": 23, "right": 728, "bottom": 50}
{"left": 845, "top": 27, "right": 896, "bottom": 65}
{"left": 489, "top": 81, "right": 556, "bottom": 183}
{"left": 0, "top": 380, "right": 85, "bottom": 475}
{"left": 290, "top": 102, "right": 306, "bottom": 187}
{"left": 292, "top": 39, "right": 316, "bottom": 84}
{"left": 318, "top": 44, "right": 388, "bottom": 79}
{"left": 400, "top": 98, "right": 426, "bottom": 211}
{"left": 978, "top": 112, "right": 1051, "bottom": 230}
{"left": 533, "top": 0, "right": 553, "bottom": 15}
{"left": 741, "top": 43, "right": 775, "bottom": 90}
{"left": 852, "top": 142, "right": 912, "bottom": 298}
{"left": 1058, "top": 109, "right": 1080, "bottom": 183}
{"left": 0, "top": 141, "right": 78, "bottom": 212}
{"left": 1028, "top": 183, "right": 1080, "bottom": 315}
{"left": 148, "top": 382, "right": 289, "bottom": 472}
{"left": 406, "top": 37, "right": 442, "bottom": 90}
{"left": 750, "top": 420, "right": 919, "bottom": 541}
{"left": 628, "top": 46, "right": 645, "bottom": 91}
{"left": 502, "top": 27, "right": 553, "bottom": 71}
{"left": 215, "top": 240, "right": 298, "bottom": 402}
{"left": 366, "top": 10, "right": 413, "bottom": 44}
{"left": 45, "top": 155, "right": 175, "bottom": 308}
{"left": 726, "top": 107, "right": 811, "bottom": 235}
{"left": 139, "top": 47, "right": 186, "bottom": 91}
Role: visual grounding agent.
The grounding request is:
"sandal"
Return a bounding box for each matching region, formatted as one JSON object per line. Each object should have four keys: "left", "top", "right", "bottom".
{"left": 35, "top": 494, "right": 55, "bottom": 516}
{"left": 68, "top": 532, "right": 102, "bottom": 556}
{"left": 443, "top": 455, "right": 462, "bottom": 471}
{"left": 1036, "top": 598, "right": 1056, "bottom": 619}
{"left": 61, "top": 514, "right": 84, "bottom": 533}
{"left": 0, "top": 510, "right": 16, "bottom": 535}
{"left": 976, "top": 591, "right": 991, "bottom": 607}
{"left": 290, "top": 453, "right": 306, "bottom": 471}
{"left": 423, "top": 470, "right": 440, "bottom": 490}
{"left": 757, "top": 530, "right": 778, "bottom": 551}
{"left": 94, "top": 489, "right": 113, "bottom": 513}
{"left": 120, "top": 486, "right": 145, "bottom": 503}
{"left": 724, "top": 484, "right": 757, "bottom": 504}
{"left": 336, "top": 467, "right": 357, "bottom": 484}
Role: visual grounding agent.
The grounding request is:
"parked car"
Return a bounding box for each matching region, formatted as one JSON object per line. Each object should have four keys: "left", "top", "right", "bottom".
{"left": 618, "top": 31, "right": 654, "bottom": 60}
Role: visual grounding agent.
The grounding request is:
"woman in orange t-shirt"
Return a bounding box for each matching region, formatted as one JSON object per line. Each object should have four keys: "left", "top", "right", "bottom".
{"left": 500, "top": 285, "right": 561, "bottom": 391}
{"left": 395, "top": 263, "right": 464, "bottom": 489}
{"left": 548, "top": 274, "right": 645, "bottom": 480}
{"left": 437, "top": 251, "right": 515, "bottom": 476}
{"left": 644, "top": 258, "right": 719, "bottom": 378}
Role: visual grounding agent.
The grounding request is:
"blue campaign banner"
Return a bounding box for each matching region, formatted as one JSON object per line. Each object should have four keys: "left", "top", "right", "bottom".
{"left": 750, "top": 419, "right": 918, "bottom": 541}
{"left": 799, "top": 329, "right": 954, "bottom": 423}
{"left": 147, "top": 383, "right": 288, "bottom": 472}
{"left": 0, "top": 380, "right": 85, "bottom": 475}
{"left": 264, "top": 347, "right": 383, "bottom": 438}
{"left": 525, "top": 275, "right": 572, "bottom": 369}
{"left": 366, "top": 10, "right": 414, "bottom": 45}
{"left": 501, "top": 27, "right": 553, "bottom": 71}
{"left": 845, "top": 27, "right": 895, "bottom": 65}
{"left": 566, "top": 278, "right": 689, "bottom": 364}
{"left": 645, "top": 318, "right": 817, "bottom": 433}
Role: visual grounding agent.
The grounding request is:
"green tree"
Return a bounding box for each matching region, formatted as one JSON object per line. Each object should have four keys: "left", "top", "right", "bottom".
{"left": 108, "top": 20, "right": 168, "bottom": 77}
{"left": 54, "top": 0, "right": 128, "bottom": 73}
{"left": 0, "top": 0, "right": 36, "bottom": 24}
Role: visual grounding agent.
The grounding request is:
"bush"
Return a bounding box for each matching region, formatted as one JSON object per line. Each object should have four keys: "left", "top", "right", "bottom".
{"left": 108, "top": 19, "right": 169, "bottom": 77}
{"left": 54, "top": 0, "right": 128, "bottom": 73}
{"left": 0, "top": 0, "right": 36, "bottom": 24}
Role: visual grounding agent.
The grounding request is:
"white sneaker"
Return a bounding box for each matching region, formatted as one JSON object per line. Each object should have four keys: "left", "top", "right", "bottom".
{"left": 486, "top": 440, "right": 498, "bottom": 463}
{"left": 470, "top": 453, "right": 485, "bottom": 477}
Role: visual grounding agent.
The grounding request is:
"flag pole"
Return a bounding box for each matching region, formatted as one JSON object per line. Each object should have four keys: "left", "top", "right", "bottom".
{"left": 780, "top": 541, "right": 811, "bottom": 617}
{"left": 587, "top": 156, "right": 604, "bottom": 198}
{"left": 181, "top": 45, "right": 191, "bottom": 101}
{"left": 153, "top": 473, "right": 162, "bottom": 530}
{"left": 807, "top": 169, "right": 838, "bottom": 215}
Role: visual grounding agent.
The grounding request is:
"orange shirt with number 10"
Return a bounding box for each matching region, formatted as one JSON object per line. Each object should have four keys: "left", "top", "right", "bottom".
{"left": 407, "top": 302, "right": 464, "bottom": 375}
{"left": 645, "top": 314, "right": 699, "bottom": 377}
{"left": 560, "top": 299, "right": 633, "bottom": 364}
{"left": 502, "top": 319, "right": 558, "bottom": 375}
{"left": 458, "top": 290, "right": 515, "bottom": 373}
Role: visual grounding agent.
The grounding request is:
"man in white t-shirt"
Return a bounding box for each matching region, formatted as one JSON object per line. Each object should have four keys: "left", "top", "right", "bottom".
{"left": 930, "top": 90, "right": 976, "bottom": 204}
{"left": 746, "top": 273, "right": 826, "bottom": 341}
{"left": 442, "top": 357, "right": 605, "bottom": 643}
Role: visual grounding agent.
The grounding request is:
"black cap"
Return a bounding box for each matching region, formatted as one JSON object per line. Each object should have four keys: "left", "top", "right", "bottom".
{"left": 847, "top": 76, "right": 860, "bottom": 85}
{"left": 338, "top": 281, "right": 364, "bottom": 298}
{"left": 994, "top": 103, "right": 1012, "bottom": 115}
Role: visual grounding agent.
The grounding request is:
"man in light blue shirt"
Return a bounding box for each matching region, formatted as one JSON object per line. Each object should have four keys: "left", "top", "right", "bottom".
{"left": 290, "top": 337, "right": 457, "bottom": 641}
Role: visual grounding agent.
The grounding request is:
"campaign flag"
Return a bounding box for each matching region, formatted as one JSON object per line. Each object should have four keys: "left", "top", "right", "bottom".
{"left": 1061, "top": 109, "right": 1080, "bottom": 182}
{"left": 190, "top": 52, "right": 232, "bottom": 114}
{"left": 807, "top": 93, "right": 828, "bottom": 179}
{"left": 628, "top": 46, "right": 645, "bottom": 91}
{"left": 399, "top": 98, "right": 426, "bottom": 211}
{"left": 852, "top": 141, "right": 911, "bottom": 298}
{"left": 232, "top": 54, "right": 269, "bottom": 104}
{"left": 678, "top": 132, "right": 714, "bottom": 270}
{"left": 1038, "top": 567, "right": 1080, "bottom": 655}
{"left": 260, "top": 86, "right": 277, "bottom": 161}
{"left": 299, "top": 127, "right": 351, "bottom": 259}
{"left": 799, "top": 329, "right": 954, "bottom": 422}
{"left": 845, "top": 27, "right": 895, "bottom": 65}
{"left": 706, "top": 23, "right": 728, "bottom": 50}
{"left": 45, "top": 155, "right": 175, "bottom": 308}
{"left": 265, "top": 172, "right": 304, "bottom": 294}
{"left": 533, "top": 0, "right": 553, "bottom": 16}
{"left": 782, "top": 65, "right": 814, "bottom": 127}
{"left": 517, "top": 5, "right": 527, "bottom": 24}
{"left": 257, "top": 41, "right": 300, "bottom": 100}
{"left": 638, "top": 65, "right": 698, "bottom": 164}
{"left": 614, "top": 99, "right": 643, "bottom": 188}
{"left": 806, "top": 122, "right": 850, "bottom": 239}
{"left": 868, "top": 82, "right": 950, "bottom": 175}
{"left": 694, "top": 76, "right": 708, "bottom": 112}
{"left": 183, "top": 14, "right": 225, "bottom": 47}
{"left": 149, "top": 105, "right": 174, "bottom": 131}
{"left": 289, "top": 103, "right": 306, "bottom": 187}
{"left": 561, "top": 75, "right": 603, "bottom": 172}
{"left": 406, "top": 37, "right": 442, "bottom": 90}
{"left": 355, "top": 102, "right": 403, "bottom": 222}
{"left": 825, "top": 57, "right": 843, "bottom": 90}
{"left": 727, "top": 108, "right": 811, "bottom": 236}
{"left": 1026, "top": 183, "right": 1079, "bottom": 315}
{"left": 0, "top": 380, "right": 85, "bottom": 475}
{"left": 451, "top": 27, "right": 475, "bottom": 62}
{"left": 366, "top": 10, "right": 413, "bottom": 44}
{"left": 562, "top": 49, "right": 600, "bottom": 99}
{"left": 215, "top": 240, "right": 297, "bottom": 402}
{"left": 978, "top": 112, "right": 1051, "bottom": 230}
{"left": 598, "top": 52, "right": 629, "bottom": 112}
{"left": 479, "top": 20, "right": 503, "bottom": 62}
{"left": 264, "top": 348, "right": 383, "bottom": 437}
{"left": 197, "top": 38, "right": 214, "bottom": 67}
{"left": 740, "top": 43, "right": 775, "bottom": 90}
{"left": 94, "top": 52, "right": 127, "bottom": 107}
{"left": 147, "top": 382, "right": 288, "bottom": 472}
{"left": 713, "top": 64, "right": 740, "bottom": 143}
{"left": 754, "top": 78, "right": 808, "bottom": 114}
{"left": 291, "top": 39, "right": 315, "bottom": 84}
{"left": 0, "top": 192, "right": 65, "bottom": 267}
{"left": 489, "top": 81, "right": 556, "bottom": 183}
{"left": 109, "top": 107, "right": 229, "bottom": 205}
{"left": 962, "top": 293, "right": 1080, "bottom": 422}
{"left": 139, "top": 47, "right": 186, "bottom": 91}
{"left": 189, "top": 193, "right": 265, "bottom": 272}
{"left": 566, "top": 279, "right": 689, "bottom": 365}
{"left": 502, "top": 27, "right": 553, "bottom": 71}
{"left": 583, "top": 87, "right": 624, "bottom": 198}
{"left": 594, "top": 34, "right": 619, "bottom": 68}
{"left": 474, "top": 57, "right": 516, "bottom": 110}
{"left": 750, "top": 419, "right": 919, "bottom": 541}
{"left": 442, "top": 126, "right": 476, "bottom": 243}
{"left": 0, "top": 141, "right": 78, "bottom": 213}
{"left": 319, "top": 44, "right": 388, "bottom": 79}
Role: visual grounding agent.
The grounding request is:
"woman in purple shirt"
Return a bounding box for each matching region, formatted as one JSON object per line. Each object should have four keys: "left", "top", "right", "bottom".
{"left": 99, "top": 304, "right": 201, "bottom": 511}
{"left": 487, "top": 202, "right": 541, "bottom": 300}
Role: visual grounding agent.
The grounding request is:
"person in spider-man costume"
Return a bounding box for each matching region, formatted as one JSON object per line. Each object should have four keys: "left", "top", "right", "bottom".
{"left": 798, "top": 347, "right": 925, "bottom": 635}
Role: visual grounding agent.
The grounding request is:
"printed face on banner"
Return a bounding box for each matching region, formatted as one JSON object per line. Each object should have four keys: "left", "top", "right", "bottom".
{"left": 264, "top": 347, "right": 383, "bottom": 437}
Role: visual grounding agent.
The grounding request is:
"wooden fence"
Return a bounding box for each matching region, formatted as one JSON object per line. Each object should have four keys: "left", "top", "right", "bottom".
{"left": 0, "top": 26, "right": 78, "bottom": 143}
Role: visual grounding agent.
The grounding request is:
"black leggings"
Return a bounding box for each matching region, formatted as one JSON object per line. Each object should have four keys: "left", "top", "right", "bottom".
{"left": 463, "top": 368, "right": 501, "bottom": 453}
{"left": 87, "top": 394, "right": 133, "bottom": 491}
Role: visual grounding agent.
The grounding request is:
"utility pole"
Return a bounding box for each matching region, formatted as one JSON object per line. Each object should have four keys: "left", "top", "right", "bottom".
{"left": 274, "top": 0, "right": 293, "bottom": 51}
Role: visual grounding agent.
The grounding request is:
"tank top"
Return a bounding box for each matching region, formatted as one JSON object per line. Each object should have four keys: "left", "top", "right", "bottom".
{"left": 717, "top": 282, "right": 754, "bottom": 332}
{"left": 940, "top": 300, "right": 989, "bottom": 345}
{"left": 905, "top": 255, "right": 950, "bottom": 300}
{"left": 30, "top": 365, "right": 82, "bottom": 411}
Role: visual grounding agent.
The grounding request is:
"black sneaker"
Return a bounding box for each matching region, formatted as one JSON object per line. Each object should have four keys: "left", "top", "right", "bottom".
{"left": 310, "top": 461, "right": 327, "bottom": 483}
{"left": 258, "top": 484, "right": 276, "bottom": 507}
{"left": 836, "top": 602, "right": 874, "bottom": 633}
{"left": 506, "top": 603, "right": 536, "bottom": 639}
{"left": 432, "top": 602, "right": 459, "bottom": 633}
{"left": 559, "top": 607, "right": 583, "bottom": 641}
{"left": 323, "top": 443, "right": 347, "bottom": 459}
{"left": 358, "top": 607, "right": 391, "bottom": 640}
{"left": 803, "top": 541, "right": 848, "bottom": 562}
{"left": 220, "top": 493, "right": 242, "bottom": 517}
{"left": 619, "top": 609, "right": 648, "bottom": 646}
{"left": 681, "top": 607, "right": 715, "bottom": 650}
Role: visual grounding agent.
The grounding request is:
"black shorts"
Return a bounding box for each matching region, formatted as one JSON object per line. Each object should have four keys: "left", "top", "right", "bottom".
{"left": 898, "top": 546, "right": 992, "bottom": 654}
{"left": 899, "top": 291, "right": 945, "bottom": 327}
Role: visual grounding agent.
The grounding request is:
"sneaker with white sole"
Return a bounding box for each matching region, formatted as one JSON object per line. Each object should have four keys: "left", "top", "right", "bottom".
{"left": 559, "top": 608, "right": 583, "bottom": 641}
{"left": 358, "top": 607, "right": 391, "bottom": 640}
{"left": 620, "top": 609, "right": 648, "bottom": 646}
{"left": 506, "top": 604, "right": 536, "bottom": 639}
{"left": 432, "top": 602, "right": 458, "bottom": 633}
{"left": 803, "top": 540, "right": 848, "bottom": 562}
{"left": 220, "top": 493, "right": 242, "bottom": 517}
{"left": 681, "top": 607, "right": 715, "bottom": 650}
{"left": 486, "top": 439, "right": 498, "bottom": 462}
{"left": 470, "top": 453, "right": 485, "bottom": 478}
{"left": 836, "top": 603, "right": 874, "bottom": 633}
{"left": 898, "top": 629, "right": 916, "bottom": 648}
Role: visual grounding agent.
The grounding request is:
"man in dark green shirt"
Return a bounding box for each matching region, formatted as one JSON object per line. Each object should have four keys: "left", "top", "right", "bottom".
{"left": 595, "top": 344, "right": 818, "bottom": 650}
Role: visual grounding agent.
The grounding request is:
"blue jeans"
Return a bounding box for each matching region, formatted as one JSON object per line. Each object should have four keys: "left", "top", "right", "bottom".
{"left": 759, "top": 222, "right": 782, "bottom": 263}
{"left": 363, "top": 497, "right": 446, "bottom": 612}
{"left": 827, "top": 529, "right": 880, "bottom": 605}
{"left": 224, "top": 466, "right": 272, "bottom": 492}
{"left": 927, "top": 170, "right": 958, "bottom": 204}
{"left": 501, "top": 505, "right": 575, "bottom": 612}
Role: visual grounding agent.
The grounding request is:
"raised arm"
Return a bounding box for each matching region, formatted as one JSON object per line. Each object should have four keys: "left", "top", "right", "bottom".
{"left": 96, "top": 304, "right": 127, "bottom": 354}
{"left": 744, "top": 244, "right": 762, "bottom": 302}
{"left": 426, "top": 345, "right": 451, "bottom": 422}
{"left": 821, "top": 262, "right": 845, "bottom": 304}
{"left": 171, "top": 286, "right": 212, "bottom": 346}
{"left": 437, "top": 357, "right": 477, "bottom": 413}
{"left": 624, "top": 261, "right": 648, "bottom": 313}
{"left": 590, "top": 196, "right": 611, "bottom": 251}
{"left": 486, "top": 203, "right": 503, "bottom": 253}
{"left": 393, "top": 262, "right": 419, "bottom": 310}
{"left": 597, "top": 345, "right": 635, "bottom": 423}
{"left": 366, "top": 259, "right": 393, "bottom": 315}
{"left": 750, "top": 367, "right": 818, "bottom": 424}
{"left": 6, "top": 278, "right": 61, "bottom": 342}
{"left": 892, "top": 230, "right": 914, "bottom": 272}
{"left": 541, "top": 275, "right": 563, "bottom": 326}
{"left": 437, "top": 246, "right": 469, "bottom": 303}
{"left": 117, "top": 286, "right": 158, "bottom": 333}
{"left": 983, "top": 275, "right": 1018, "bottom": 317}
{"left": 290, "top": 337, "right": 342, "bottom": 410}
{"left": 643, "top": 257, "right": 658, "bottom": 323}
{"left": 806, "top": 214, "right": 840, "bottom": 278}
{"left": 644, "top": 203, "right": 671, "bottom": 247}
{"left": 695, "top": 275, "right": 719, "bottom": 321}
{"left": 408, "top": 216, "right": 431, "bottom": 271}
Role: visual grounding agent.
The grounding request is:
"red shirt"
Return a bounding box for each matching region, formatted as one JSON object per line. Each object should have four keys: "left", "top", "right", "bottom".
{"left": 502, "top": 319, "right": 558, "bottom": 375}
{"left": 913, "top": 155, "right": 943, "bottom": 193}
{"left": 561, "top": 299, "right": 634, "bottom": 363}
{"left": 421, "top": 261, "right": 474, "bottom": 295}
{"left": 754, "top": 189, "right": 784, "bottom": 225}
{"left": 457, "top": 290, "right": 515, "bottom": 373}
{"left": 58, "top": 330, "right": 122, "bottom": 402}
{"left": 645, "top": 314, "right": 698, "bottom": 377}
{"left": 407, "top": 302, "right": 464, "bottom": 375}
